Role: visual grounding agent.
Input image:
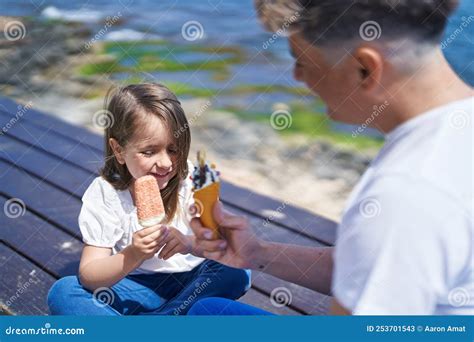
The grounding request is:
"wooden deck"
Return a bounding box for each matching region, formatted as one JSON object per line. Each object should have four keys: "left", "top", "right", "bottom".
{"left": 0, "top": 96, "right": 337, "bottom": 315}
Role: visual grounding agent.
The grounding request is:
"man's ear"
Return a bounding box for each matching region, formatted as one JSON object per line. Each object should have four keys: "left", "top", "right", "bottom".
{"left": 353, "top": 46, "right": 384, "bottom": 92}
{"left": 109, "top": 138, "right": 125, "bottom": 165}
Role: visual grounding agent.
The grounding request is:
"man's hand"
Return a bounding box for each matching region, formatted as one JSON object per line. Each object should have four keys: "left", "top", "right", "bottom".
{"left": 190, "top": 201, "right": 262, "bottom": 269}
{"left": 190, "top": 201, "right": 334, "bottom": 295}
{"left": 158, "top": 227, "right": 193, "bottom": 260}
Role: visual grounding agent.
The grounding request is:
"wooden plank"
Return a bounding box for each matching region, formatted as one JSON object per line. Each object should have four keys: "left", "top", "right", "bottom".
{"left": 0, "top": 110, "right": 103, "bottom": 175}
{"left": 0, "top": 97, "right": 103, "bottom": 151}
{"left": 230, "top": 205, "right": 332, "bottom": 315}
{"left": 0, "top": 242, "right": 56, "bottom": 315}
{"left": 0, "top": 159, "right": 83, "bottom": 238}
{"left": 251, "top": 271, "right": 331, "bottom": 315}
{"left": 0, "top": 195, "right": 82, "bottom": 278}
{"left": 221, "top": 182, "right": 337, "bottom": 246}
{"left": 238, "top": 288, "right": 299, "bottom": 315}
{"left": 0, "top": 99, "right": 337, "bottom": 245}
{"left": 0, "top": 135, "right": 94, "bottom": 198}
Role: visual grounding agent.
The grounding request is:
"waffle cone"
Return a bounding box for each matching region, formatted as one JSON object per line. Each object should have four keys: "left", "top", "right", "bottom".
{"left": 193, "top": 182, "right": 220, "bottom": 239}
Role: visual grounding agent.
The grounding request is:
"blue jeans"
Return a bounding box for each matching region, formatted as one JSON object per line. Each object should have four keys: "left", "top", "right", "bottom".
{"left": 48, "top": 260, "right": 250, "bottom": 315}
{"left": 188, "top": 297, "right": 273, "bottom": 315}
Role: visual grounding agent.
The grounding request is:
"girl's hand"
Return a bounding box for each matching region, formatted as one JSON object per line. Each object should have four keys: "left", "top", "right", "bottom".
{"left": 158, "top": 227, "right": 193, "bottom": 260}
{"left": 130, "top": 225, "right": 169, "bottom": 261}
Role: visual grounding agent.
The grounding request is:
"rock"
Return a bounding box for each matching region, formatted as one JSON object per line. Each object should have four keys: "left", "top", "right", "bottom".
{"left": 0, "top": 16, "right": 93, "bottom": 96}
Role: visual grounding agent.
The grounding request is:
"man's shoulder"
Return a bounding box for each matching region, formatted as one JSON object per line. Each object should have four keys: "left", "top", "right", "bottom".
{"left": 339, "top": 171, "right": 471, "bottom": 242}
{"left": 374, "top": 100, "right": 472, "bottom": 206}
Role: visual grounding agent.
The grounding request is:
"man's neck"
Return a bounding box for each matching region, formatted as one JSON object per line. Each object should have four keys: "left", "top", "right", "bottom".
{"left": 379, "top": 50, "right": 473, "bottom": 133}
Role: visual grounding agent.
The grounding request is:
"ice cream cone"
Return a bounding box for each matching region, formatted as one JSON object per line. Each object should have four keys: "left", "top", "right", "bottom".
{"left": 193, "top": 181, "right": 220, "bottom": 239}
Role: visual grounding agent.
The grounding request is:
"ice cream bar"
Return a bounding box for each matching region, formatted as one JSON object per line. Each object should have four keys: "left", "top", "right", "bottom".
{"left": 191, "top": 151, "right": 221, "bottom": 239}
{"left": 134, "top": 175, "right": 165, "bottom": 227}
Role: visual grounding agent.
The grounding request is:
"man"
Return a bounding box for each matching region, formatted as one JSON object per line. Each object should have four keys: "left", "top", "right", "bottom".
{"left": 188, "top": 0, "right": 473, "bottom": 315}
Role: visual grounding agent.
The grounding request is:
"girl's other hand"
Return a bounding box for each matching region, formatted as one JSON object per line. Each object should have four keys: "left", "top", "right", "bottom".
{"left": 158, "top": 227, "right": 193, "bottom": 260}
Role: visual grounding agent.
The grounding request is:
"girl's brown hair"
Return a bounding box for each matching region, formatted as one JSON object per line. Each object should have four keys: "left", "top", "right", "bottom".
{"left": 99, "top": 83, "right": 191, "bottom": 223}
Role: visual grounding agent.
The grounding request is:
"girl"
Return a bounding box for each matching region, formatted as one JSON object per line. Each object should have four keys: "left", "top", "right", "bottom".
{"left": 47, "top": 83, "right": 250, "bottom": 315}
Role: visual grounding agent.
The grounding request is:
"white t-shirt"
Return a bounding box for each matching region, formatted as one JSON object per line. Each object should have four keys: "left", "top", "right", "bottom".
{"left": 78, "top": 161, "right": 204, "bottom": 274}
{"left": 333, "top": 97, "right": 473, "bottom": 315}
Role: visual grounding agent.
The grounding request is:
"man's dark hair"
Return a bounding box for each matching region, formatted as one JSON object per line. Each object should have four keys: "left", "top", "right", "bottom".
{"left": 255, "top": 0, "right": 459, "bottom": 46}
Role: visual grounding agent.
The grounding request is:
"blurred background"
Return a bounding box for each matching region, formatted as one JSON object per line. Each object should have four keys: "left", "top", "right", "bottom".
{"left": 1, "top": 0, "right": 472, "bottom": 220}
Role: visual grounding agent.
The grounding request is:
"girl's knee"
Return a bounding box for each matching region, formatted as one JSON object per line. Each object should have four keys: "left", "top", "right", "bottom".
{"left": 236, "top": 268, "right": 251, "bottom": 293}
{"left": 47, "top": 276, "right": 83, "bottom": 313}
{"left": 217, "top": 266, "right": 251, "bottom": 298}
{"left": 188, "top": 297, "right": 226, "bottom": 315}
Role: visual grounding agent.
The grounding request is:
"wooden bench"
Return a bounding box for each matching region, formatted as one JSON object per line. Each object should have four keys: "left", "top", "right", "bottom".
{"left": 0, "top": 96, "right": 337, "bottom": 315}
